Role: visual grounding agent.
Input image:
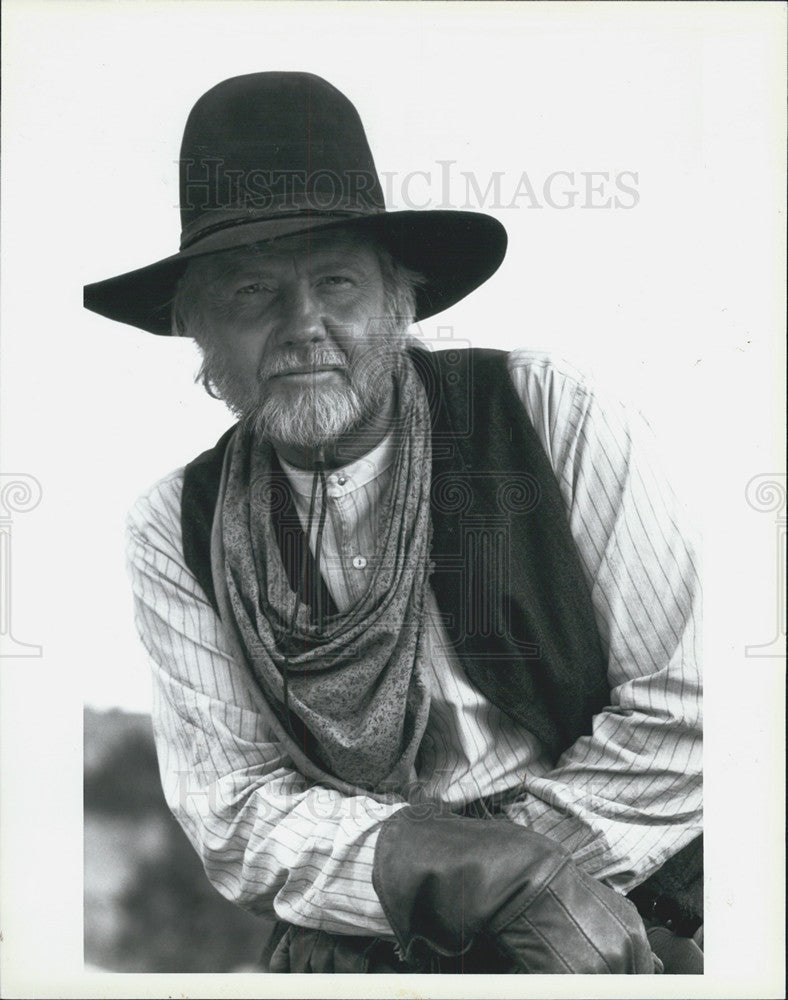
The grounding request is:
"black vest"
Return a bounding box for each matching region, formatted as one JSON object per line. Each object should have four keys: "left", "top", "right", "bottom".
{"left": 180, "top": 347, "right": 701, "bottom": 923}
{"left": 181, "top": 348, "right": 608, "bottom": 760}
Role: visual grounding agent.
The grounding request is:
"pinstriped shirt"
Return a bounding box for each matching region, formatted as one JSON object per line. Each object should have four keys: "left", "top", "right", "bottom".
{"left": 278, "top": 436, "right": 559, "bottom": 807}
{"left": 126, "top": 350, "right": 702, "bottom": 936}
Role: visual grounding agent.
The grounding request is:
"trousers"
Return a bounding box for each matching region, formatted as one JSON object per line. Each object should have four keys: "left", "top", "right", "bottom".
{"left": 260, "top": 918, "right": 704, "bottom": 974}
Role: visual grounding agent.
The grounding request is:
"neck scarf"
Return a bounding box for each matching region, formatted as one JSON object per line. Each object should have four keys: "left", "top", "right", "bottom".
{"left": 211, "top": 356, "right": 433, "bottom": 794}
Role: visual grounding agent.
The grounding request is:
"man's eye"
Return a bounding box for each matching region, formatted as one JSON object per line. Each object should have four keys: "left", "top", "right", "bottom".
{"left": 319, "top": 276, "right": 353, "bottom": 288}
{"left": 235, "top": 280, "right": 278, "bottom": 296}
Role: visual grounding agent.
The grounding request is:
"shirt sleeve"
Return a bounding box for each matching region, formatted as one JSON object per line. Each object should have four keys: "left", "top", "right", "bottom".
{"left": 126, "top": 471, "right": 399, "bottom": 935}
{"left": 505, "top": 351, "right": 702, "bottom": 892}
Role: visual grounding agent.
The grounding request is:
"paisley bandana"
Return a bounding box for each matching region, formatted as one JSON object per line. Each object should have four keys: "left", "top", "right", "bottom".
{"left": 211, "top": 355, "right": 433, "bottom": 793}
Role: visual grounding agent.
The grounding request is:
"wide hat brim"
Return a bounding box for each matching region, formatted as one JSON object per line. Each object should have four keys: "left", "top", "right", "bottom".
{"left": 83, "top": 209, "right": 507, "bottom": 336}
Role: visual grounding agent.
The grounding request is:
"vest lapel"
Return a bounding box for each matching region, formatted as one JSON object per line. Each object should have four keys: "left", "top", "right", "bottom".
{"left": 411, "top": 347, "right": 608, "bottom": 761}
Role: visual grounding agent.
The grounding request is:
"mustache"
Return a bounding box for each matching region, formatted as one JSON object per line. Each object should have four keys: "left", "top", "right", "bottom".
{"left": 257, "top": 349, "right": 349, "bottom": 381}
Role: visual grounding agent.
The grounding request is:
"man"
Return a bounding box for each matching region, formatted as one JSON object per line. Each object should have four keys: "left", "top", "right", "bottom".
{"left": 84, "top": 72, "right": 702, "bottom": 974}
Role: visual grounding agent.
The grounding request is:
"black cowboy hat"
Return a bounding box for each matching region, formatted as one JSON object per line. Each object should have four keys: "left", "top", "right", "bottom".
{"left": 83, "top": 72, "right": 507, "bottom": 336}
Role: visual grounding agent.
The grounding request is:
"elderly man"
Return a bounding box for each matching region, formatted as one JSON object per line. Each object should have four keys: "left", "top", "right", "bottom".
{"left": 84, "top": 72, "right": 702, "bottom": 974}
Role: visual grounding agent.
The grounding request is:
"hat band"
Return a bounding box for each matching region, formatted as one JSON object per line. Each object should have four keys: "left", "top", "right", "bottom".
{"left": 180, "top": 197, "right": 384, "bottom": 251}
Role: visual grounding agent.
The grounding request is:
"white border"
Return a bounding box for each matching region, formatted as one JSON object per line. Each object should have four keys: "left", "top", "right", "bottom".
{"left": 1, "top": 2, "right": 785, "bottom": 997}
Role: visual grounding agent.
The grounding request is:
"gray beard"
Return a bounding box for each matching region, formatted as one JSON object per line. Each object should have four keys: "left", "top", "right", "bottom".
{"left": 246, "top": 379, "right": 370, "bottom": 450}
{"left": 200, "top": 345, "right": 397, "bottom": 450}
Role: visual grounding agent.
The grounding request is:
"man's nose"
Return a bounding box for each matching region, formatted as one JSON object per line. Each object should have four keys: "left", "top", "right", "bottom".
{"left": 275, "top": 284, "right": 327, "bottom": 347}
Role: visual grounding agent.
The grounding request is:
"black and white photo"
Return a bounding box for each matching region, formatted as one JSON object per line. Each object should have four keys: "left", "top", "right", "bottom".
{"left": 0, "top": 2, "right": 784, "bottom": 996}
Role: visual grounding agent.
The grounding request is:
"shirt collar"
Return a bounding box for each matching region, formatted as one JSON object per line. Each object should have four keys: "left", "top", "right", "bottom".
{"left": 277, "top": 431, "right": 396, "bottom": 498}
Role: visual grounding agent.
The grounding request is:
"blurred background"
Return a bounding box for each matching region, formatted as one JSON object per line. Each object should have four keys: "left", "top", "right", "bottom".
{"left": 84, "top": 707, "right": 268, "bottom": 972}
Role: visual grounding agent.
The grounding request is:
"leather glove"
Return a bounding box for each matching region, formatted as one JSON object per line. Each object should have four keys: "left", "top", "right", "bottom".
{"left": 372, "top": 806, "right": 656, "bottom": 974}
{"left": 267, "top": 925, "right": 402, "bottom": 973}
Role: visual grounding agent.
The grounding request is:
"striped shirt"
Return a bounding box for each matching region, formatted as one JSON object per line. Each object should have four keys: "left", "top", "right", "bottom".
{"left": 126, "top": 350, "right": 702, "bottom": 936}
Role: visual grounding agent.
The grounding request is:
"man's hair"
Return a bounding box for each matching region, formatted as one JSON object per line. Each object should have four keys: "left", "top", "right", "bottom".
{"left": 171, "top": 235, "right": 425, "bottom": 399}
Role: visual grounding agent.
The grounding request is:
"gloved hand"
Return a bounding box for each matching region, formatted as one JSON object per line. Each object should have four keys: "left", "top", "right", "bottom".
{"left": 372, "top": 806, "right": 657, "bottom": 974}
{"left": 267, "top": 925, "right": 404, "bottom": 973}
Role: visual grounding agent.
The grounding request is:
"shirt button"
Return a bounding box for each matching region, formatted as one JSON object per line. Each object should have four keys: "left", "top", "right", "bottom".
{"left": 352, "top": 555, "right": 367, "bottom": 569}
{"left": 336, "top": 476, "right": 347, "bottom": 486}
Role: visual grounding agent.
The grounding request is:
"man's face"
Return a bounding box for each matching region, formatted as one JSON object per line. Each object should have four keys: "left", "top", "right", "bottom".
{"left": 184, "top": 231, "right": 405, "bottom": 451}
